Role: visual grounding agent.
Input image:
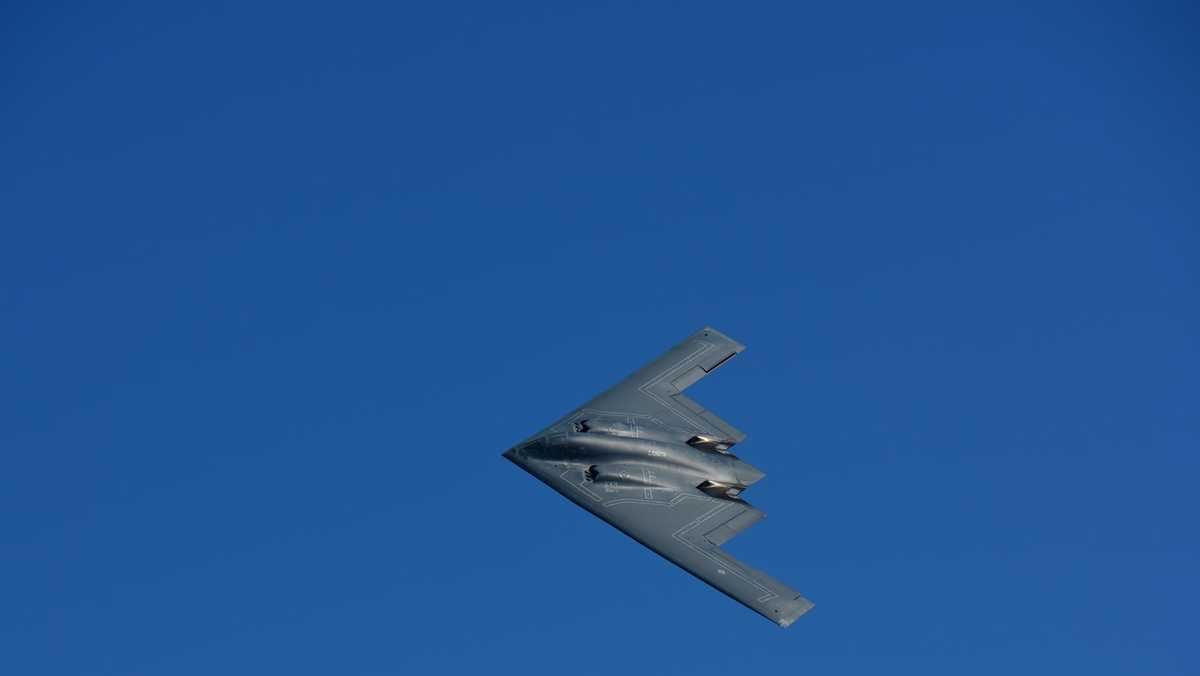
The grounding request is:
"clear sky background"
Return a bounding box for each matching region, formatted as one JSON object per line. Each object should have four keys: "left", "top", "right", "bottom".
{"left": 3, "top": 2, "right": 1197, "bottom": 674}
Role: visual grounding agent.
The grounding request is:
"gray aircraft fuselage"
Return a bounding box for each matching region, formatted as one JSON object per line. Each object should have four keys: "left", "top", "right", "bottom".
{"left": 508, "top": 428, "right": 764, "bottom": 494}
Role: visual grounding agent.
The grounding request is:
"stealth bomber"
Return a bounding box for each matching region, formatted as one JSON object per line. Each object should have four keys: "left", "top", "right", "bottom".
{"left": 503, "top": 327, "right": 812, "bottom": 627}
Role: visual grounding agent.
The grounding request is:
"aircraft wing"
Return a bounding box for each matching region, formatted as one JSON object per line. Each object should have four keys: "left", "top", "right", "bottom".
{"left": 509, "top": 327, "right": 812, "bottom": 627}
{"left": 604, "top": 488, "right": 812, "bottom": 627}
{"left": 531, "top": 327, "right": 748, "bottom": 445}
{"left": 520, "top": 456, "right": 813, "bottom": 626}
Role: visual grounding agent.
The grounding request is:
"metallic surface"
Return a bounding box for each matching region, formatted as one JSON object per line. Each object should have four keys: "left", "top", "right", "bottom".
{"left": 503, "top": 327, "right": 813, "bottom": 627}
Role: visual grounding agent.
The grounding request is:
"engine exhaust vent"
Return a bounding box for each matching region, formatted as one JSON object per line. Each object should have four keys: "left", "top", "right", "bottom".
{"left": 688, "top": 435, "right": 734, "bottom": 454}
{"left": 698, "top": 480, "right": 744, "bottom": 498}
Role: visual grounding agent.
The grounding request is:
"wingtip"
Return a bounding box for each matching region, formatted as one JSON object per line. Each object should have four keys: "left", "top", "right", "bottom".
{"left": 775, "top": 596, "right": 814, "bottom": 628}
{"left": 697, "top": 326, "right": 745, "bottom": 352}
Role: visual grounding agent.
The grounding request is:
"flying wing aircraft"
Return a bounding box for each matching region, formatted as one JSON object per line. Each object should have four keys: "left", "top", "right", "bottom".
{"left": 503, "top": 327, "right": 812, "bottom": 627}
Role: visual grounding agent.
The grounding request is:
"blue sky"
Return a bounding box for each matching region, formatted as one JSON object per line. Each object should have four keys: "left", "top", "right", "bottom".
{"left": 2, "top": 2, "right": 1197, "bottom": 674}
